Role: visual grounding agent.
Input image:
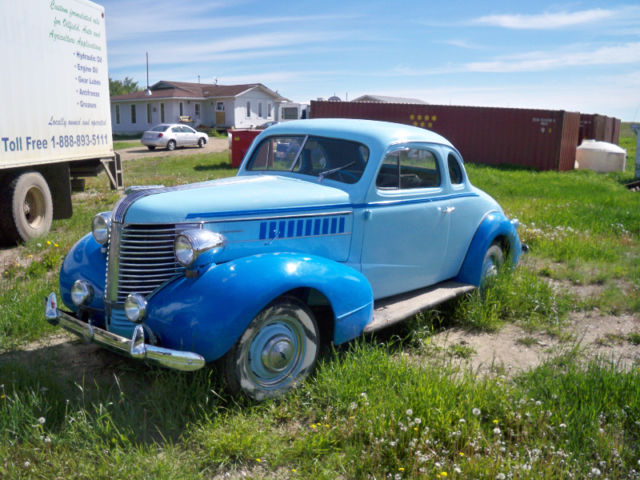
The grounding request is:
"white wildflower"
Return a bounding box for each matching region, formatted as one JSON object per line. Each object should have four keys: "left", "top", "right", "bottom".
{"left": 472, "top": 408, "right": 481, "bottom": 416}
{"left": 406, "top": 409, "right": 413, "bottom": 416}
{"left": 591, "top": 467, "right": 601, "bottom": 476}
{"left": 38, "top": 417, "right": 46, "bottom": 425}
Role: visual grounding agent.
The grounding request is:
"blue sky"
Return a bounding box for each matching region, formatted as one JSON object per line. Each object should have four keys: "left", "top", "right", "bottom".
{"left": 103, "top": 0, "right": 640, "bottom": 121}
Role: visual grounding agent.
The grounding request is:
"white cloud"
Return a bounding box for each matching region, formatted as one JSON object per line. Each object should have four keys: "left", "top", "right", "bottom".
{"left": 472, "top": 9, "right": 614, "bottom": 29}
{"left": 466, "top": 42, "right": 640, "bottom": 72}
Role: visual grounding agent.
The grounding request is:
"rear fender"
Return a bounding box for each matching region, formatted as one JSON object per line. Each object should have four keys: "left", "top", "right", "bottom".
{"left": 145, "top": 252, "right": 373, "bottom": 362}
{"left": 455, "top": 211, "right": 522, "bottom": 286}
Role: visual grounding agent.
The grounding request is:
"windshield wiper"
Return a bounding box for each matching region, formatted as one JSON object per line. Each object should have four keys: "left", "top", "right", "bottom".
{"left": 318, "top": 161, "right": 356, "bottom": 180}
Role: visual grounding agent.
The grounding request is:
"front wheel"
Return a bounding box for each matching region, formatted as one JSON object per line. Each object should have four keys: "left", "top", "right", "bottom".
{"left": 224, "top": 297, "right": 320, "bottom": 401}
{"left": 480, "top": 243, "right": 504, "bottom": 287}
{"left": 198, "top": 138, "right": 205, "bottom": 148}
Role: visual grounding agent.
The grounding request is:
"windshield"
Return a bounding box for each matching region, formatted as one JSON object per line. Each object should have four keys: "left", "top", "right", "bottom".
{"left": 246, "top": 135, "right": 369, "bottom": 184}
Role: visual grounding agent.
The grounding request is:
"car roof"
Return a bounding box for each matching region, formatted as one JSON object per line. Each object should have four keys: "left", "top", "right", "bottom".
{"left": 263, "top": 118, "right": 453, "bottom": 148}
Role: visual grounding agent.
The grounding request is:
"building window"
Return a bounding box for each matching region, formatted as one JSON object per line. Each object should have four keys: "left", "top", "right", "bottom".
{"left": 180, "top": 102, "right": 183, "bottom": 116}
{"left": 147, "top": 104, "right": 152, "bottom": 123}
{"left": 258, "top": 102, "right": 263, "bottom": 118}
{"left": 216, "top": 102, "right": 224, "bottom": 111}
{"left": 115, "top": 105, "right": 120, "bottom": 124}
{"left": 246, "top": 101, "right": 251, "bottom": 117}
{"left": 195, "top": 104, "right": 200, "bottom": 116}
{"left": 131, "top": 104, "right": 136, "bottom": 124}
{"left": 267, "top": 103, "right": 272, "bottom": 118}
{"left": 160, "top": 103, "right": 165, "bottom": 122}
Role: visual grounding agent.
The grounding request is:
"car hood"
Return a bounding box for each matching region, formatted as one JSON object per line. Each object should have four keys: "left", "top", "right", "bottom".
{"left": 118, "top": 175, "right": 352, "bottom": 224}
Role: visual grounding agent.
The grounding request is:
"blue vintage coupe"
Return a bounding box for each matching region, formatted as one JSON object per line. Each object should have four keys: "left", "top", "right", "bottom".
{"left": 46, "top": 119, "right": 524, "bottom": 400}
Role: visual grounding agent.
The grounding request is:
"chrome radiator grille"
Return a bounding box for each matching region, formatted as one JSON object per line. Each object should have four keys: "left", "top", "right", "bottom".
{"left": 107, "top": 223, "right": 197, "bottom": 303}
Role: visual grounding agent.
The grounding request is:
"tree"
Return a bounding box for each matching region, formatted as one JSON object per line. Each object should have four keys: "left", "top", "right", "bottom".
{"left": 109, "top": 77, "right": 140, "bottom": 97}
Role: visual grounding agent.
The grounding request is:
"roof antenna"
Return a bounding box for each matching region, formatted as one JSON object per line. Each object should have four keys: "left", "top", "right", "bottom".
{"left": 145, "top": 52, "right": 152, "bottom": 96}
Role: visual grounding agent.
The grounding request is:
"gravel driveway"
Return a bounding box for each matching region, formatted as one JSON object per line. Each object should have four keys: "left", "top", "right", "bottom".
{"left": 118, "top": 137, "right": 229, "bottom": 161}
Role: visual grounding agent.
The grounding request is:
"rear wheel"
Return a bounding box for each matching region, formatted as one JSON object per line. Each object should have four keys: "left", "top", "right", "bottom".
{"left": 167, "top": 140, "right": 176, "bottom": 151}
{"left": 147, "top": 145, "right": 156, "bottom": 151}
{"left": 480, "top": 243, "right": 504, "bottom": 287}
{"left": 224, "top": 297, "right": 320, "bottom": 401}
{"left": 0, "top": 171, "right": 53, "bottom": 243}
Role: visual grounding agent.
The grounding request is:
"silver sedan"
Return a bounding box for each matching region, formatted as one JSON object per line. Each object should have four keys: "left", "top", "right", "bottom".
{"left": 141, "top": 124, "right": 208, "bottom": 151}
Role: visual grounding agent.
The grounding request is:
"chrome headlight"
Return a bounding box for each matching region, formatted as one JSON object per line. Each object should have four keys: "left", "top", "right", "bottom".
{"left": 124, "top": 293, "right": 147, "bottom": 323}
{"left": 91, "top": 211, "right": 112, "bottom": 245}
{"left": 174, "top": 229, "right": 225, "bottom": 268}
{"left": 71, "top": 280, "right": 94, "bottom": 306}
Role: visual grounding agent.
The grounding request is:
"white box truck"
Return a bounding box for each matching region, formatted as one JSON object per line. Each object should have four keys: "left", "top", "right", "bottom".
{"left": 0, "top": 0, "right": 122, "bottom": 244}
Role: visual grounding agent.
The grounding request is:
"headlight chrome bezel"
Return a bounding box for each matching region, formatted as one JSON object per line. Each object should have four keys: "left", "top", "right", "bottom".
{"left": 70, "top": 279, "right": 94, "bottom": 306}
{"left": 124, "top": 293, "right": 148, "bottom": 323}
{"left": 174, "top": 229, "right": 225, "bottom": 268}
{"left": 91, "top": 211, "right": 112, "bottom": 245}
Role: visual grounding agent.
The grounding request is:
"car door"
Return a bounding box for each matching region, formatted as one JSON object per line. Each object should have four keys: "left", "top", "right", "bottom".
{"left": 183, "top": 126, "right": 198, "bottom": 146}
{"left": 360, "top": 145, "right": 451, "bottom": 299}
{"left": 170, "top": 126, "right": 183, "bottom": 146}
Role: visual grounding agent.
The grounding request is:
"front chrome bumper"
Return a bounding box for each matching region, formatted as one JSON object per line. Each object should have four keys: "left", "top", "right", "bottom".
{"left": 45, "top": 293, "right": 205, "bottom": 372}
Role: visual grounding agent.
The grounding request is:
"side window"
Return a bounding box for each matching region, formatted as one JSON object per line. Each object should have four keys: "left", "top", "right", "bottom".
{"left": 377, "top": 148, "right": 441, "bottom": 189}
{"left": 448, "top": 153, "right": 464, "bottom": 185}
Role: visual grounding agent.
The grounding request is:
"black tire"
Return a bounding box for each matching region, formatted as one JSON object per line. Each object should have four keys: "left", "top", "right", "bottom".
{"left": 480, "top": 243, "right": 504, "bottom": 287}
{"left": 166, "top": 140, "right": 176, "bottom": 151}
{"left": 0, "top": 171, "right": 53, "bottom": 243}
{"left": 224, "top": 297, "right": 320, "bottom": 401}
{"left": 198, "top": 138, "right": 205, "bottom": 148}
{"left": 147, "top": 146, "right": 156, "bottom": 151}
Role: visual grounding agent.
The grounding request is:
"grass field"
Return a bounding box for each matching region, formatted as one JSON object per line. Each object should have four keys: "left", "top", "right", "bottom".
{"left": 0, "top": 128, "right": 639, "bottom": 478}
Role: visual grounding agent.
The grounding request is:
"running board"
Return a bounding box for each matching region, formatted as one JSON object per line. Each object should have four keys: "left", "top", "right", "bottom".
{"left": 364, "top": 281, "right": 475, "bottom": 333}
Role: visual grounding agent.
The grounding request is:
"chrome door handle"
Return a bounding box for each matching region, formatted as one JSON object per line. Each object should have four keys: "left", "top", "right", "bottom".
{"left": 439, "top": 206, "right": 455, "bottom": 214}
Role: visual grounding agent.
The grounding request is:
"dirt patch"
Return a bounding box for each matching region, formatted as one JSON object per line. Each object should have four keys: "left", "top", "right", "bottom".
{"left": 118, "top": 137, "right": 228, "bottom": 161}
{"left": 426, "top": 311, "right": 640, "bottom": 376}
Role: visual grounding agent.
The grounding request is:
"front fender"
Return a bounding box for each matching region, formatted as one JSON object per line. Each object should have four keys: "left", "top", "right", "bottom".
{"left": 145, "top": 252, "right": 373, "bottom": 362}
{"left": 59, "top": 233, "right": 107, "bottom": 316}
{"left": 455, "top": 211, "right": 522, "bottom": 286}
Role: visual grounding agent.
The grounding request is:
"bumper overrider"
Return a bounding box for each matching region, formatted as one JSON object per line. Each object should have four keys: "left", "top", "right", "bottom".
{"left": 45, "top": 293, "right": 205, "bottom": 372}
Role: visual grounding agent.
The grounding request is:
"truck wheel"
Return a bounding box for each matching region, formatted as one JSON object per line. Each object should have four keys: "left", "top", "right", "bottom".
{"left": 0, "top": 171, "right": 53, "bottom": 243}
{"left": 167, "top": 140, "right": 176, "bottom": 151}
{"left": 480, "top": 243, "right": 504, "bottom": 287}
{"left": 224, "top": 297, "right": 319, "bottom": 401}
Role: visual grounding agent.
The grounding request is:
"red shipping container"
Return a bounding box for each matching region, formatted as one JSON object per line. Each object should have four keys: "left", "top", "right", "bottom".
{"left": 311, "top": 101, "right": 580, "bottom": 171}
{"left": 229, "top": 129, "right": 261, "bottom": 168}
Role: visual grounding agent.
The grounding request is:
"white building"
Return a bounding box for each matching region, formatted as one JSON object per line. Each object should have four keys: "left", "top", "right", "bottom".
{"left": 111, "top": 81, "right": 289, "bottom": 134}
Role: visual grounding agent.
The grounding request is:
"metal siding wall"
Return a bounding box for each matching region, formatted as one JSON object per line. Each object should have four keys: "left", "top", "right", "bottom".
{"left": 558, "top": 112, "right": 580, "bottom": 171}
{"left": 612, "top": 118, "right": 621, "bottom": 145}
{"left": 311, "top": 101, "right": 579, "bottom": 171}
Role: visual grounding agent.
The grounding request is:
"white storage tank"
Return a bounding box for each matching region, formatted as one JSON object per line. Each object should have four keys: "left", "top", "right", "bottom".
{"left": 575, "top": 140, "right": 626, "bottom": 173}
